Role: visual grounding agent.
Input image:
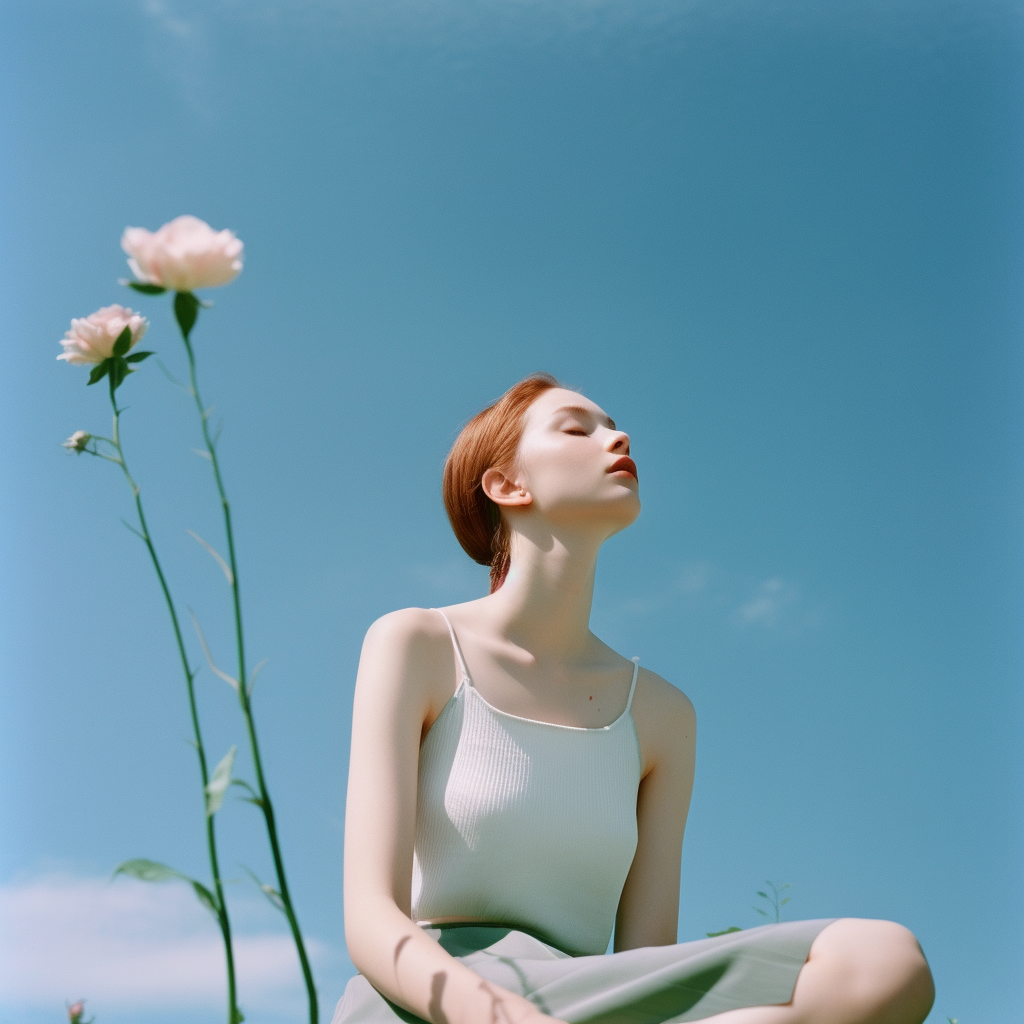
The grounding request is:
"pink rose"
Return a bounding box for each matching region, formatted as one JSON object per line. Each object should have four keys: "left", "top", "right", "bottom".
{"left": 58, "top": 305, "right": 148, "bottom": 365}
{"left": 121, "top": 215, "right": 244, "bottom": 291}
{"left": 67, "top": 1001, "right": 85, "bottom": 1023}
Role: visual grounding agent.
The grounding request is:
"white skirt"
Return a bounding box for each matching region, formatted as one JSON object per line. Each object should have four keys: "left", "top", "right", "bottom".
{"left": 332, "top": 919, "right": 834, "bottom": 1024}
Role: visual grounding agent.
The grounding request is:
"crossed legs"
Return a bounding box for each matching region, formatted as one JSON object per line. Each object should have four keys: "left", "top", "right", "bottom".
{"left": 702, "top": 919, "right": 935, "bottom": 1024}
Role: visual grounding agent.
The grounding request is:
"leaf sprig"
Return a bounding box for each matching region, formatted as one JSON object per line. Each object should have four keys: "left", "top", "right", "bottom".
{"left": 85, "top": 325, "right": 152, "bottom": 392}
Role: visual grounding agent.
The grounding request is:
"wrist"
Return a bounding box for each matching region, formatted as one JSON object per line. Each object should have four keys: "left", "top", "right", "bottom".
{"left": 458, "top": 982, "right": 551, "bottom": 1024}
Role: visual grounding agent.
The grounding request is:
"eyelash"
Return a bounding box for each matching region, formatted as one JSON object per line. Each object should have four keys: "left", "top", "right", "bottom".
{"left": 564, "top": 428, "right": 588, "bottom": 436}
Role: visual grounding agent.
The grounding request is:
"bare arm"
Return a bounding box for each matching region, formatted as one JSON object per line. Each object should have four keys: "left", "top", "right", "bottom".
{"left": 613, "top": 670, "right": 696, "bottom": 951}
{"left": 343, "top": 609, "right": 560, "bottom": 1024}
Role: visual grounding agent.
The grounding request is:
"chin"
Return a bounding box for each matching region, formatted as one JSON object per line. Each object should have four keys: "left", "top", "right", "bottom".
{"left": 548, "top": 490, "right": 640, "bottom": 532}
{"left": 608, "top": 496, "right": 641, "bottom": 534}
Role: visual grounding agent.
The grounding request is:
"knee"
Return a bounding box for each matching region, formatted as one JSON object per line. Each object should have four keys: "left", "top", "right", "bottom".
{"left": 815, "top": 919, "right": 935, "bottom": 1022}
{"left": 867, "top": 921, "right": 934, "bottom": 1005}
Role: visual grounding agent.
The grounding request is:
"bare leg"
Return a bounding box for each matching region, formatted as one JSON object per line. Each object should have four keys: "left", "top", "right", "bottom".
{"left": 698, "top": 919, "right": 934, "bottom": 1024}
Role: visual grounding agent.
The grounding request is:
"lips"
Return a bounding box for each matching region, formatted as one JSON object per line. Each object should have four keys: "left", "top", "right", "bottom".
{"left": 609, "top": 456, "right": 638, "bottom": 481}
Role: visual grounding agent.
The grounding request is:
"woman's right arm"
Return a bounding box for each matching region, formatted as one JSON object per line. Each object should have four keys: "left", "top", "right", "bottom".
{"left": 343, "top": 608, "right": 558, "bottom": 1024}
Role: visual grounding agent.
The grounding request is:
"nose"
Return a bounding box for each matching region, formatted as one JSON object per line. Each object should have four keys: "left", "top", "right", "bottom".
{"left": 606, "top": 429, "right": 630, "bottom": 455}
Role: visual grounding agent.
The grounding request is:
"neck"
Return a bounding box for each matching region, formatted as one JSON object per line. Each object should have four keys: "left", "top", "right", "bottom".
{"left": 483, "top": 524, "right": 603, "bottom": 658}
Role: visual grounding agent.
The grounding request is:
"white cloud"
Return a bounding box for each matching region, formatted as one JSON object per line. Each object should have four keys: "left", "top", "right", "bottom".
{"left": 735, "top": 576, "right": 800, "bottom": 628}
{"left": 676, "top": 560, "right": 716, "bottom": 596}
{"left": 608, "top": 561, "right": 822, "bottom": 637}
{"left": 145, "top": 0, "right": 198, "bottom": 40}
{"left": 0, "top": 874, "right": 335, "bottom": 1013}
{"left": 138, "top": 0, "right": 728, "bottom": 58}
{"left": 733, "top": 576, "right": 823, "bottom": 635}
{"left": 140, "top": 0, "right": 219, "bottom": 119}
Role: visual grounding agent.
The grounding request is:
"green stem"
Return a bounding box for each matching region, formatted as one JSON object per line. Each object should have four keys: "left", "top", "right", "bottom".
{"left": 106, "top": 375, "right": 240, "bottom": 1024}
{"left": 177, "top": 303, "right": 318, "bottom": 1024}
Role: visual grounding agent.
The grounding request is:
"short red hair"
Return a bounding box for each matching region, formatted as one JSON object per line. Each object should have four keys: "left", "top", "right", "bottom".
{"left": 443, "top": 373, "right": 561, "bottom": 592}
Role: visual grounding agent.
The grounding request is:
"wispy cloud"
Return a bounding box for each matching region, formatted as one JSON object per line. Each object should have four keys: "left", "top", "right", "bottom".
{"left": 676, "top": 560, "right": 719, "bottom": 599}
{"left": 137, "top": 0, "right": 733, "bottom": 62}
{"left": 734, "top": 576, "right": 803, "bottom": 629}
{"left": 0, "top": 874, "right": 339, "bottom": 1013}
{"left": 140, "top": 0, "right": 981, "bottom": 56}
{"left": 145, "top": 0, "right": 198, "bottom": 40}
{"left": 607, "top": 560, "right": 822, "bottom": 637}
{"left": 140, "top": 0, "right": 219, "bottom": 118}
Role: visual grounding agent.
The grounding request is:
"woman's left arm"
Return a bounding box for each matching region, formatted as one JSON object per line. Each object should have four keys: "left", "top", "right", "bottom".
{"left": 614, "top": 670, "right": 697, "bottom": 951}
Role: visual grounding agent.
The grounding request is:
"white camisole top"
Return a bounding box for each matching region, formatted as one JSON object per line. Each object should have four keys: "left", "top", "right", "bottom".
{"left": 410, "top": 610, "right": 643, "bottom": 956}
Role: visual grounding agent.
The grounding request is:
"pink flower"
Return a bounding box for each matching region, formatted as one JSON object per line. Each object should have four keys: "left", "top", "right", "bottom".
{"left": 58, "top": 306, "right": 148, "bottom": 365}
{"left": 121, "top": 215, "right": 244, "bottom": 291}
{"left": 67, "top": 1001, "right": 85, "bottom": 1023}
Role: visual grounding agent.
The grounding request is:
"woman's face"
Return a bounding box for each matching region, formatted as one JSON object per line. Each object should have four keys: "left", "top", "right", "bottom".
{"left": 510, "top": 388, "right": 640, "bottom": 534}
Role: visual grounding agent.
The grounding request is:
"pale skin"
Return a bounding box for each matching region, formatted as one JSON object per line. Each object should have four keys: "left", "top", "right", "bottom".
{"left": 343, "top": 387, "right": 935, "bottom": 1024}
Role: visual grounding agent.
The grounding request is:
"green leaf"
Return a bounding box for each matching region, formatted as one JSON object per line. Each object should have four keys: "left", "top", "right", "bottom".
{"left": 125, "top": 350, "right": 154, "bottom": 364}
{"left": 188, "top": 609, "right": 240, "bottom": 690}
{"left": 112, "top": 859, "right": 220, "bottom": 919}
{"left": 112, "top": 325, "right": 133, "bottom": 357}
{"left": 753, "top": 907, "right": 768, "bottom": 916}
{"left": 127, "top": 281, "right": 167, "bottom": 295}
{"left": 187, "top": 530, "right": 234, "bottom": 585}
{"left": 205, "top": 745, "right": 237, "bottom": 816}
{"left": 108, "top": 357, "right": 130, "bottom": 392}
{"left": 190, "top": 879, "right": 221, "bottom": 919}
{"left": 174, "top": 290, "right": 200, "bottom": 338}
{"left": 113, "top": 858, "right": 189, "bottom": 883}
{"left": 248, "top": 658, "right": 268, "bottom": 700}
{"left": 232, "top": 1009, "right": 246, "bottom": 1024}
{"left": 706, "top": 926, "right": 742, "bottom": 937}
{"left": 756, "top": 892, "right": 768, "bottom": 900}
{"left": 119, "top": 517, "right": 147, "bottom": 542}
{"left": 87, "top": 360, "right": 110, "bottom": 386}
{"left": 244, "top": 866, "right": 286, "bottom": 913}
{"left": 230, "top": 778, "right": 264, "bottom": 806}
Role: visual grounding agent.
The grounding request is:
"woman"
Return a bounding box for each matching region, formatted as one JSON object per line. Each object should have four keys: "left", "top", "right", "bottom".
{"left": 338, "top": 374, "right": 935, "bottom": 1024}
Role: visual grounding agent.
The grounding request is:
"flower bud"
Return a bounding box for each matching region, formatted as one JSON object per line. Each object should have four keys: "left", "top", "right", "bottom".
{"left": 67, "top": 1001, "right": 85, "bottom": 1023}
{"left": 121, "top": 215, "right": 244, "bottom": 292}
{"left": 62, "top": 431, "right": 91, "bottom": 453}
{"left": 58, "top": 306, "right": 148, "bottom": 366}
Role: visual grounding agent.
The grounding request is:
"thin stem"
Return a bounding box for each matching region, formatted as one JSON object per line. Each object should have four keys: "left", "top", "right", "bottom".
{"left": 105, "top": 377, "right": 239, "bottom": 1024}
{"left": 83, "top": 449, "right": 124, "bottom": 466}
{"left": 177, "top": 310, "right": 318, "bottom": 1024}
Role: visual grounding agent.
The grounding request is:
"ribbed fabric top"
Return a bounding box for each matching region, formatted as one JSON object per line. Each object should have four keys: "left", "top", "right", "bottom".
{"left": 410, "top": 610, "right": 642, "bottom": 956}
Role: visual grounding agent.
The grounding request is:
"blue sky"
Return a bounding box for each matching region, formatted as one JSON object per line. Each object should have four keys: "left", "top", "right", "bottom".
{"left": 1, "top": 0, "right": 1022, "bottom": 1022}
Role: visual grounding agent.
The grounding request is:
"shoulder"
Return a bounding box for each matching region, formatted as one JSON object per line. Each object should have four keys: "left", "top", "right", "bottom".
{"left": 633, "top": 666, "right": 695, "bottom": 728}
{"left": 362, "top": 606, "right": 452, "bottom": 651}
{"left": 356, "top": 607, "right": 459, "bottom": 722}
{"left": 630, "top": 666, "right": 696, "bottom": 777}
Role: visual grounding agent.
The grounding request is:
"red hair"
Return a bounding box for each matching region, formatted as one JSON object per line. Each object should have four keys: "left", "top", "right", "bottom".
{"left": 443, "top": 373, "right": 561, "bottom": 592}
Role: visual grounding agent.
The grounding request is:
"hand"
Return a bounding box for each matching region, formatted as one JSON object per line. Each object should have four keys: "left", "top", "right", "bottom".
{"left": 473, "top": 982, "right": 566, "bottom": 1024}
{"left": 511, "top": 1011, "right": 567, "bottom": 1024}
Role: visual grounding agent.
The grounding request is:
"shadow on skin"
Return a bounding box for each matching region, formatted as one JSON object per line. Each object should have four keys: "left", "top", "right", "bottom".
{"left": 429, "top": 973, "right": 450, "bottom": 1024}
{"left": 495, "top": 955, "right": 554, "bottom": 1017}
{"left": 479, "top": 977, "right": 528, "bottom": 1024}
{"left": 385, "top": 940, "right": 445, "bottom": 1024}
{"left": 384, "top": 973, "right": 451, "bottom": 1024}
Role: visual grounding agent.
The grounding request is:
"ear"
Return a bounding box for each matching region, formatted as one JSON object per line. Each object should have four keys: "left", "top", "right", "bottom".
{"left": 481, "top": 467, "right": 532, "bottom": 507}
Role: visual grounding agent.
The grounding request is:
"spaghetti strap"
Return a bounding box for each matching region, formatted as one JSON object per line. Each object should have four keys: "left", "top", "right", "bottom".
{"left": 625, "top": 657, "right": 640, "bottom": 712}
{"left": 431, "top": 608, "right": 473, "bottom": 685}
